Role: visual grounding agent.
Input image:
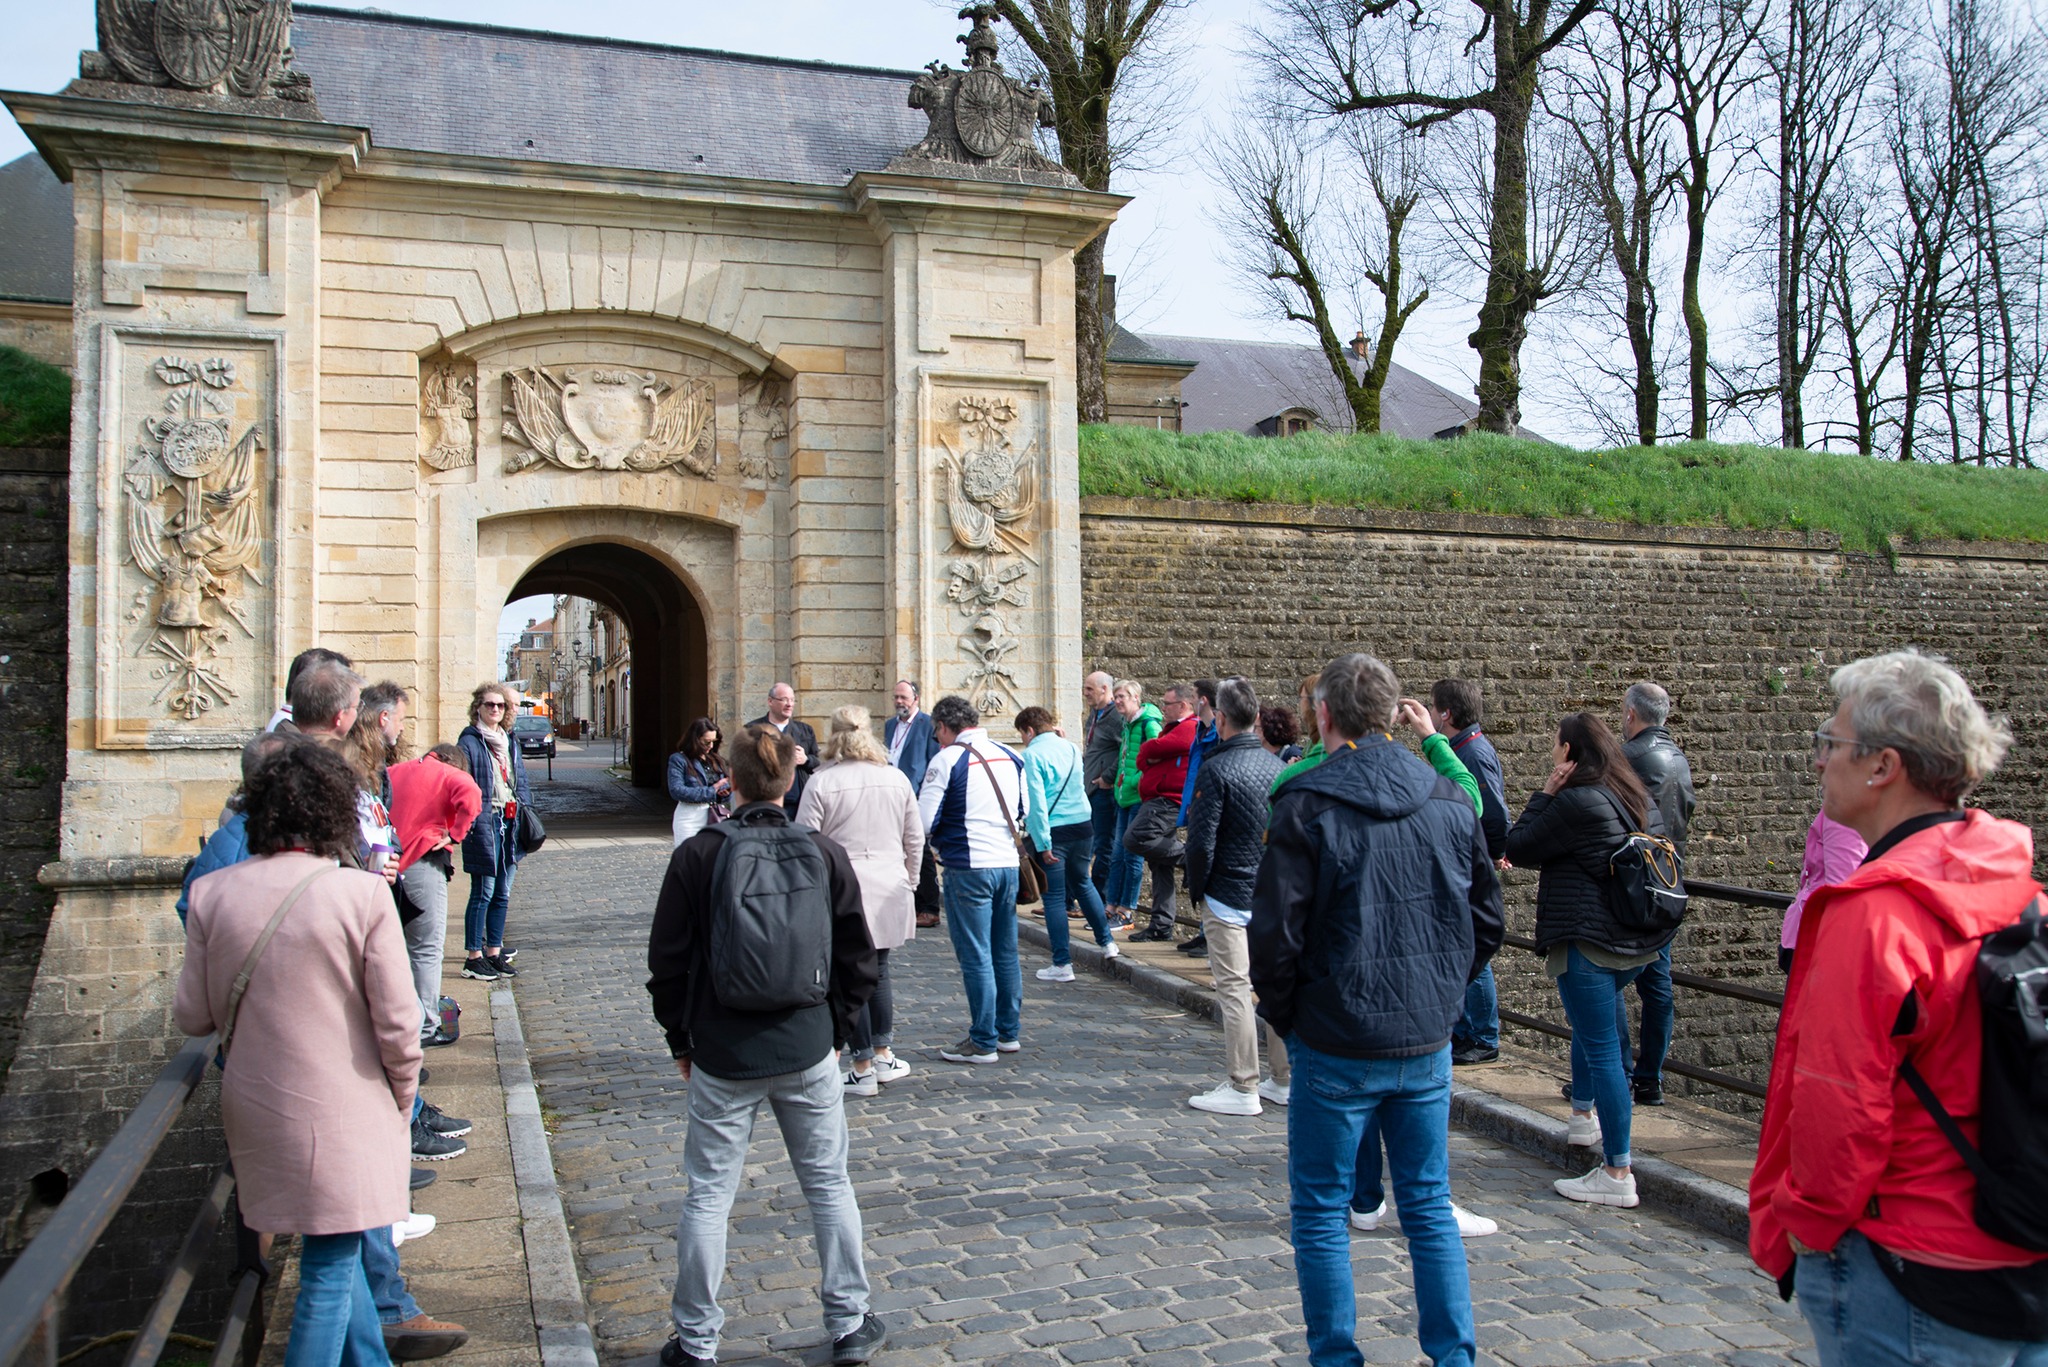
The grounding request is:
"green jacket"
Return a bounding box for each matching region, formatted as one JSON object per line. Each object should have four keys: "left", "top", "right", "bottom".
{"left": 1114, "top": 703, "right": 1162, "bottom": 807}
{"left": 1269, "top": 732, "right": 1480, "bottom": 814}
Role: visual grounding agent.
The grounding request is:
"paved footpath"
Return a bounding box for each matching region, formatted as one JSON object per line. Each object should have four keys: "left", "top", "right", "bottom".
{"left": 502, "top": 835, "right": 1815, "bottom": 1367}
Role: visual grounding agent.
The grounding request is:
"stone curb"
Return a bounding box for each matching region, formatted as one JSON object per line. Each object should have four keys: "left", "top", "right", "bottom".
{"left": 1018, "top": 919, "right": 1753, "bottom": 1244}
{"left": 492, "top": 987, "right": 601, "bottom": 1367}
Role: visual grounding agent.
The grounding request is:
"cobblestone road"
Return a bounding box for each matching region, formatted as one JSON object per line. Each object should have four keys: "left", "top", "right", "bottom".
{"left": 502, "top": 839, "right": 1815, "bottom": 1367}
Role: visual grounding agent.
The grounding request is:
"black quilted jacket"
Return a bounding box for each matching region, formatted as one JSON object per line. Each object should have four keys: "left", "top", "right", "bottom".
{"left": 1183, "top": 732, "right": 1283, "bottom": 910}
{"left": 1506, "top": 785, "right": 1676, "bottom": 957}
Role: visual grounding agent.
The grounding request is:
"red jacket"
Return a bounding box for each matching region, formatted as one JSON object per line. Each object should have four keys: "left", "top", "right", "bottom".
{"left": 1750, "top": 808, "right": 2044, "bottom": 1278}
{"left": 1136, "top": 714, "right": 1197, "bottom": 803}
{"left": 388, "top": 757, "right": 483, "bottom": 872}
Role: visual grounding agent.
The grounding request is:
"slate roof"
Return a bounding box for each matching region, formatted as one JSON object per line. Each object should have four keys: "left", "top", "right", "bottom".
{"left": 0, "top": 153, "right": 71, "bottom": 302}
{"left": 288, "top": 6, "right": 930, "bottom": 185}
{"left": 1143, "top": 333, "right": 1504, "bottom": 441}
{"left": 1106, "top": 324, "right": 1196, "bottom": 370}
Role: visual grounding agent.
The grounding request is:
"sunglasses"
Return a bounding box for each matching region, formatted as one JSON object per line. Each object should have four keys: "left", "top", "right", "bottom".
{"left": 481, "top": 701, "right": 507, "bottom": 711}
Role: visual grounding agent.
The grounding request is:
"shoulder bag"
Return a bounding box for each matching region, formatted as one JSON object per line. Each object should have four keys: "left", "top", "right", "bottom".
{"left": 218, "top": 865, "right": 335, "bottom": 1059}
{"left": 971, "top": 749, "right": 1044, "bottom": 907}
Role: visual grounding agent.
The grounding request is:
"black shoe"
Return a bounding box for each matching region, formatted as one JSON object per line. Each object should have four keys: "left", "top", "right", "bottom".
{"left": 484, "top": 952, "right": 518, "bottom": 978}
{"left": 1176, "top": 934, "right": 1209, "bottom": 955}
{"left": 418, "top": 1067, "right": 430, "bottom": 1085}
{"left": 1559, "top": 1082, "right": 1573, "bottom": 1101}
{"left": 410, "top": 1166, "right": 438, "bottom": 1191}
{"left": 460, "top": 956, "right": 498, "bottom": 981}
{"left": 498, "top": 946, "right": 519, "bottom": 961}
{"left": 1451, "top": 1045, "right": 1500, "bottom": 1066}
{"left": 831, "top": 1313, "right": 888, "bottom": 1365}
{"left": 411, "top": 1117, "right": 467, "bottom": 1161}
{"left": 422, "top": 1027, "right": 458, "bottom": 1048}
{"left": 658, "top": 1333, "right": 716, "bottom": 1367}
{"left": 1127, "top": 927, "right": 1172, "bottom": 943}
{"left": 1634, "top": 1080, "right": 1665, "bottom": 1106}
{"left": 419, "top": 1101, "right": 472, "bottom": 1138}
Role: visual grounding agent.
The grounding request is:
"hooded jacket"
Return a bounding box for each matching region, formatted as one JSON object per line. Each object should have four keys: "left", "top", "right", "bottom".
{"left": 1506, "top": 784, "right": 1676, "bottom": 958}
{"left": 1249, "top": 736, "right": 1504, "bottom": 1059}
{"left": 1750, "top": 809, "right": 2045, "bottom": 1279}
{"left": 1114, "top": 703, "right": 1162, "bottom": 807}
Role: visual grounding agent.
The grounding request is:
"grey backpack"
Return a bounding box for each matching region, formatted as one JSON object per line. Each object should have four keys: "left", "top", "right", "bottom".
{"left": 706, "top": 821, "right": 833, "bottom": 1012}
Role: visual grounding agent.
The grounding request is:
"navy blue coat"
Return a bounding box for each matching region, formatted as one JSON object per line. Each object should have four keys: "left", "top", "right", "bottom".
{"left": 885, "top": 711, "right": 941, "bottom": 789}
{"left": 1250, "top": 736, "right": 1504, "bottom": 1059}
{"left": 459, "top": 725, "right": 533, "bottom": 873}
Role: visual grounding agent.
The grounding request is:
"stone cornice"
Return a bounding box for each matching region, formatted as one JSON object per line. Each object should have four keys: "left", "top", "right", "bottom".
{"left": 849, "top": 171, "right": 1126, "bottom": 251}
{"left": 1, "top": 88, "right": 367, "bottom": 192}
{"left": 39, "top": 856, "right": 191, "bottom": 891}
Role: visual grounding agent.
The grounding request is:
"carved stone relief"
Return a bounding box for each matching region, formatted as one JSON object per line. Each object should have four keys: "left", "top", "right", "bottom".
{"left": 418, "top": 357, "right": 477, "bottom": 471}
{"left": 117, "top": 351, "right": 271, "bottom": 726}
{"left": 889, "top": 5, "right": 1079, "bottom": 187}
{"left": 737, "top": 375, "right": 790, "bottom": 484}
{"left": 935, "top": 392, "right": 1040, "bottom": 715}
{"left": 81, "top": 0, "right": 314, "bottom": 103}
{"left": 500, "top": 366, "right": 716, "bottom": 476}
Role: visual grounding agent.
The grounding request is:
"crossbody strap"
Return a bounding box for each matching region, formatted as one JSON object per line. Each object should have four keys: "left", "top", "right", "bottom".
{"left": 969, "top": 748, "right": 1025, "bottom": 841}
{"left": 218, "top": 865, "right": 334, "bottom": 1058}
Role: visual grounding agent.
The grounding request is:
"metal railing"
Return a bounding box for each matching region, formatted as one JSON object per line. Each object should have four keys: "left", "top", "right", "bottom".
{"left": 0, "top": 1036, "right": 268, "bottom": 1367}
{"left": 1497, "top": 879, "right": 1792, "bottom": 1100}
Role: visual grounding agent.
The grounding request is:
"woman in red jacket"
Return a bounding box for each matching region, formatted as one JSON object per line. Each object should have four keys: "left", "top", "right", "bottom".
{"left": 1752, "top": 648, "right": 2045, "bottom": 1363}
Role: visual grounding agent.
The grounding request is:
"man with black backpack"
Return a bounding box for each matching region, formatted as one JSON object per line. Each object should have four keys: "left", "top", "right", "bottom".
{"left": 1752, "top": 650, "right": 2047, "bottom": 1363}
{"left": 646, "top": 724, "right": 886, "bottom": 1367}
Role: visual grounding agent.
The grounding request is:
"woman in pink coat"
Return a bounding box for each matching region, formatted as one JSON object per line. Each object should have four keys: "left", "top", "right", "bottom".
{"left": 795, "top": 705, "right": 923, "bottom": 1098}
{"left": 176, "top": 739, "right": 422, "bottom": 1367}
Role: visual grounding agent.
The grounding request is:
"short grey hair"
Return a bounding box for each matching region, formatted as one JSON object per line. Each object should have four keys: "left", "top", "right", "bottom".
{"left": 1215, "top": 676, "right": 1259, "bottom": 731}
{"left": 290, "top": 660, "right": 365, "bottom": 730}
{"left": 1624, "top": 681, "right": 1671, "bottom": 727}
{"left": 1831, "top": 649, "right": 2011, "bottom": 804}
{"left": 1162, "top": 683, "right": 1195, "bottom": 704}
{"left": 1314, "top": 653, "right": 1399, "bottom": 741}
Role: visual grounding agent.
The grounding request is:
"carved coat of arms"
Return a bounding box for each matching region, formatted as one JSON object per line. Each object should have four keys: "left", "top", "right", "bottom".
{"left": 891, "top": 6, "right": 1076, "bottom": 185}
{"left": 501, "top": 367, "right": 716, "bottom": 476}
{"left": 85, "top": 0, "right": 313, "bottom": 102}
{"left": 419, "top": 362, "right": 476, "bottom": 471}
{"left": 938, "top": 395, "right": 1040, "bottom": 714}
{"left": 122, "top": 356, "right": 266, "bottom": 720}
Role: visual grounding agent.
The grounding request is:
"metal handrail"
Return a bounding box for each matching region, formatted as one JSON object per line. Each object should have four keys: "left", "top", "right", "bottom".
{"left": 0, "top": 1035, "right": 268, "bottom": 1367}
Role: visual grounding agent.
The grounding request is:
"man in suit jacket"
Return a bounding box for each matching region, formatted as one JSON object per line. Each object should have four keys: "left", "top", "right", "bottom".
{"left": 747, "top": 681, "right": 819, "bottom": 814}
{"left": 885, "top": 680, "right": 944, "bottom": 926}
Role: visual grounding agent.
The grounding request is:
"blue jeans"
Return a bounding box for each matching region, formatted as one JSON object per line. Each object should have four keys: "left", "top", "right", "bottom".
{"left": 285, "top": 1232, "right": 386, "bottom": 1367}
{"left": 362, "top": 1220, "right": 421, "bottom": 1323}
{"left": 1797, "top": 1231, "right": 2048, "bottom": 1366}
{"left": 1556, "top": 945, "right": 1646, "bottom": 1168}
{"left": 1087, "top": 787, "right": 1119, "bottom": 895}
{"left": 462, "top": 815, "right": 516, "bottom": 953}
{"left": 942, "top": 865, "right": 1021, "bottom": 1051}
{"left": 1452, "top": 965, "right": 1499, "bottom": 1052}
{"left": 1617, "top": 944, "right": 1674, "bottom": 1087}
{"left": 1287, "top": 1038, "right": 1475, "bottom": 1367}
{"left": 1042, "top": 827, "right": 1112, "bottom": 965}
{"left": 1104, "top": 802, "right": 1145, "bottom": 908}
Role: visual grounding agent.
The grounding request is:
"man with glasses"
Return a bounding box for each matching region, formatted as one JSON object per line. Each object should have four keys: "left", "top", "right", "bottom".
{"left": 749, "top": 682, "right": 819, "bottom": 814}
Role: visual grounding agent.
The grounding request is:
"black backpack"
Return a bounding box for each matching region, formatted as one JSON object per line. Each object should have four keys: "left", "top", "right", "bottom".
{"left": 1899, "top": 894, "right": 2048, "bottom": 1253}
{"left": 1595, "top": 789, "right": 1688, "bottom": 935}
{"left": 706, "top": 820, "right": 833, "bottom": 1013}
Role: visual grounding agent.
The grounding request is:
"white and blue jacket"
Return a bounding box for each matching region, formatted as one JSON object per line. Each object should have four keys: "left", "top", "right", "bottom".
{"left": 917, "top": 728, "right": 1028, "bottom": 870}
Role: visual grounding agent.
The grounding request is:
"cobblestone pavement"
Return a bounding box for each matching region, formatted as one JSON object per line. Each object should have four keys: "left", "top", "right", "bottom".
{"left": 524, "top": 743, "right": 670, "bottom": 824}
{"left": 502, "top": 841, "right": 1816, "bottom": 1367}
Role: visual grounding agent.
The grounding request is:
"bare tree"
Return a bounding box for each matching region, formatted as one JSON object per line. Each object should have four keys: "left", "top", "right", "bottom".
{"left": 992, "top": 0, "right": 1185, "bottom": 424}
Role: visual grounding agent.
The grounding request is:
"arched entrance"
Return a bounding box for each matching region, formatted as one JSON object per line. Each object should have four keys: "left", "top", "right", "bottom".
{"left": 511, "top": 544, "right": 708, "bottom": 788}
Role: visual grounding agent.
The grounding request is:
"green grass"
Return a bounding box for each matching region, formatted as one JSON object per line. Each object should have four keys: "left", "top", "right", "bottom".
{"left": 1077, "top": 425, "right": 2048, "bottom": 556}
{"left": 0, "top": 346, "right": 69, "bottom": 448}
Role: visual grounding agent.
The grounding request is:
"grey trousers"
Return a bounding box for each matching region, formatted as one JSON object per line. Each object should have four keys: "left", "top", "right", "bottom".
{"left": 398, "top": 860, "right": 449, "bottom": 1035}
{"left": 1204, "top": 911, "right": 1290, "bottom": 1091}
{"left": 670, "top": 1052, "right": 871, "bottom": 1357}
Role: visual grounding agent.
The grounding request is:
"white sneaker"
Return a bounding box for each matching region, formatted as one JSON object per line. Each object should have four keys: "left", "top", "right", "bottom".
{"left": 842, "top": 1068, "right": 878, "bottom": 1098}
{"left": 1036, "top": 964, "right": 1075, "bottom": 982}
{"left": 1567, "top": 1110, "right": 1601, "bottom": 1147}
{"left": 1452, "top": 1204, "right": 1498, "bottom": 1237}
{"left": 1187, "top": 1082, "right": 1262, "bottom": 1116}
{"left": 1349, "top": 1199, "right": 1389, "bottom": 1232}
{"left": 1555, "top": 1166, "right": 1639, "bottom": 1207}
{"left": 871, "top": 1055, "right": 911, "bottom": 1083}
{"left": 391, "top": 1212, "right": 436, "bottom": 1246}
{"left": 1257, "top": 1078, "right": 1291, "bottom": 1107}
{"left": 1101, "top": 941, "right": 1121, "bottom": 959}
{"left": 996, "top": 1038, "right": 1021, "bottom": 1053}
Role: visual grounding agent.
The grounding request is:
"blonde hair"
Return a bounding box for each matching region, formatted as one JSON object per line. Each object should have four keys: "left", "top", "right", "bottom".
{"left": 821, "top": 705, "right": 888, "bottom": 764}
{"left": 1112, "top": 679, "right": 1143, "bottom": 702}
{"left": 468, "top": 681, "right": 514, "bottom": 726}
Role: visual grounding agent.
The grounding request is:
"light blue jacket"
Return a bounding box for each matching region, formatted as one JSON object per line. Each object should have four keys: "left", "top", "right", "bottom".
{"left": 1022, "top": 732, "right": 1090, "bottom": 850}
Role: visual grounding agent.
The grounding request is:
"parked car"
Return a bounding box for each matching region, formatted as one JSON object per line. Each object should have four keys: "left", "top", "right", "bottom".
{"left": 512, "top": 713, "right": 556, "bottom": 759}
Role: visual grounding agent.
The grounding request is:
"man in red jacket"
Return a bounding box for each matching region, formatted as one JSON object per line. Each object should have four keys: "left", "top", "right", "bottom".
{"left": 1751, "top": 649, "right": 2046, "bottom": 1362}
{"left": 1126, "top": 684, "right": 1199, "bottom": 943}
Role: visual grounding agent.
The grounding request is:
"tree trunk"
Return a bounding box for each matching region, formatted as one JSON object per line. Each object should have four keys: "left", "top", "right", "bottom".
{"left": 1471, "top": 65, "right": 1535, "bottom": 433}
{"left": 1074, "top": 233, "right": 1108, "bottom": 423}
{"left": 1776, "top": 122, "right": 1805, "bottom": 450}
{"left": 1680, "top": 173, "right": 1711, "bottom": 440}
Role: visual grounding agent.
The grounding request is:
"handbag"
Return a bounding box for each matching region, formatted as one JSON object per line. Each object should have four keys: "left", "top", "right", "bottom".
{"left": 515, "top": 802, "right": 547, "bottom": 854}
{"left": 971, "top": 749, "right": 1044, "bottom": 907}
{"left": 219, "top": 866, "right": 334, "bottom": 1058}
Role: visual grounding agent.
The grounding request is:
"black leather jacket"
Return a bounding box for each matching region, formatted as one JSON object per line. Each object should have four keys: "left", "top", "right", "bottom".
{"left": 1506, "top": 784, "right": 1677, "bottom": 957}
{"left": 1623, "top": 726, "right": 1696, "bottom": 859}
{"left": 1183, "top": 732, "right": 1282, "bottom": 910}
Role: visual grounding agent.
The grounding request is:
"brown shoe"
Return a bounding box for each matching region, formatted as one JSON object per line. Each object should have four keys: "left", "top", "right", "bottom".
{"left": 916, "top": 912, "right": 940, "bottom": 928}
{"left": 383, "top": 1313, "right": 470, "bottom": 1361}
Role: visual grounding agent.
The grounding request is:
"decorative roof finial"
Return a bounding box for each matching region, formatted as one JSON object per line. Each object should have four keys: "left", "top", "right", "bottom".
{"left": 891, "top": 2, "right": 1079, "bottom": 186}
{"left": 958, "top": 5, "right": 1003, "bottom": 71}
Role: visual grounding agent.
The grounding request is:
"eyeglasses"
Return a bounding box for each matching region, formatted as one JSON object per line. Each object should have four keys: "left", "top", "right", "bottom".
{"left": 1812, "top": 728, "right": 1857, "bottom": 756}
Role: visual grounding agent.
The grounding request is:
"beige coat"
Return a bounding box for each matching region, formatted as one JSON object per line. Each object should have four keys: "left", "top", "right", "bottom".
{"left": 174, "top": 852, "right": 420, "bottom": 1235}
{"left": 795, "top": 759, "right": 923, "bottom": 950}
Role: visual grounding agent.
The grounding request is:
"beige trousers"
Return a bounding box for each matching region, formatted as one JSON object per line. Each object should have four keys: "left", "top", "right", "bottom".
{"left": 1203, "top": 910, "right": 1290, "bottom": 1092}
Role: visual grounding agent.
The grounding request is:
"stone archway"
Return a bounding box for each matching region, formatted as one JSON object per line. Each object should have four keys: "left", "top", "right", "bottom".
{"left": 511, "top": 544, "right": 708, "bottom": 788}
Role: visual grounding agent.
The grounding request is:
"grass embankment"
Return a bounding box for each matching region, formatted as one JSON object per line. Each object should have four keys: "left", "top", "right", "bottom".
{"left": 1077, "top": 425, "right": 2048, "bottom": 556}
{"left": 0, "top": 346, "right": 69, "bottom": 447}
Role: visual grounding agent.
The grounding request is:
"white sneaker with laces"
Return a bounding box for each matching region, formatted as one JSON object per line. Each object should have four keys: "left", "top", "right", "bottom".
{"left": 1035, "top": 964, "right": 1075, "bottom": 982}
{"left": 1452, "top": 1204, "right": 1499, "bottom": 1237}
{"left": 1349, "top": 1199, "right": 1389, "bottom": 1232}
{"left": 1101, "top": 941, "right": 1121, "bottom": 959}
{"left": 1257, "top": 1078, "right": 1291, "bottom": 1107}
{"left": 996, "top": 1038, "right": 1021, "bottom": 1053}
{"left": 842, "top": 1068, "right": 878, "bottom": 1098}
{"left": 1567, "top": 1110, "right": 1601, "bottom": 1147}
{"left": 871, "top": 1055, "right": 911, "bottom": 1083}
{"left": 1554, "top": 1166, "right": 1639, "bottom": 1207}
{"left": 1187, "top": 1082, "right": 1262, "bottom": 1116}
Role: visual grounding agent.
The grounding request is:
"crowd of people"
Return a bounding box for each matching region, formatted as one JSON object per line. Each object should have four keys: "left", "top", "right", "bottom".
{"left": 648, "top": 649, "right": 2043, "bottom": 1367}
{"left": 176, "top": 651, "right": 553, "bottom": 1367}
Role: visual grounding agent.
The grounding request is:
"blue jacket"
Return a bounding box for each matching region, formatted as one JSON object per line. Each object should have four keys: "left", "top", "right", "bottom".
{"left": 1021, "top": 732, "right": 1090, "bottom": 849}
{"left": 1447, "top": 725, "right": 1510, "bottom": 861}
{"left": 1178, "top": 721, "right": 1221, "bottom": 823}
{"left": 1249, "top": 736, "right": 1504, "bottom": 1059}
{"left": 176, "top": 809, "right": 250, "bottom": 923}
{"left": 885, "top": 711, "right": 941, "bottom": 789}
{"left": 459, "top": 725, "right": 533, "bottom": 873}
{"left": 666, "top": 752, "right": 724, "bottom": 804}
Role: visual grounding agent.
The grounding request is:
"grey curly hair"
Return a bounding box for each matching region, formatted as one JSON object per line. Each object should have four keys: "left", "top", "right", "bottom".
{"left": 1830, "top": 649, "right": 2012, "bottom": 804}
